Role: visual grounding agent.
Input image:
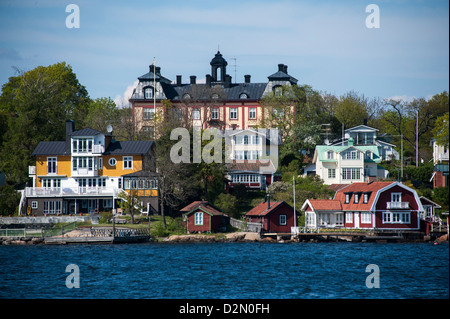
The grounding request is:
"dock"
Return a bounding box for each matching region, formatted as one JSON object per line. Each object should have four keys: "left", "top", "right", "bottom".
{"left": 44, "top": 227, "right": 151, "bottom": 244}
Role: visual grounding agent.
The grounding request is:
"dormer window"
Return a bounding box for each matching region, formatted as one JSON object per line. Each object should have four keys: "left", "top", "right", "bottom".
{"left": 211, "top": 93, "right": 220, "bottom": 100}
{"left": 365, "top": 151, "right": 372, "bottom": 159}
{"left": 327, "top": 151, "right": 334, "bottom": 159}
{"left": 345, "top": 193, "right": 351, "bottom": 204}
{"left": 182, "top": 93, "right": 191, "bottom": 100}
{"left": 239, "top": 93, "right": 248, "bottom": 99}
{"left": 273, "top": 86, "right": 282, "bottom": 96}
{"left": 144, "top": 87, "right": 153, "bottom": 99}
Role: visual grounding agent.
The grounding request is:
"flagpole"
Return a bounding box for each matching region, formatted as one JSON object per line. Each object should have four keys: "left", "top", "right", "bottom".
{"left": 153, "top": 57, "right": 156, "bottom": 110}
{"left": 293, "top": 175, "right": 296, "bottom": 228}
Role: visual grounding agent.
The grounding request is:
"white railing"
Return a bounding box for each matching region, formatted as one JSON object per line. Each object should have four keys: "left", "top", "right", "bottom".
{"left": 71, "top": 168, "right": 99, "bottom": 177}
{"left": 26, "top": 187, "right": 120, "bottom": 197}
{"left": 386, "top": 202, "right": 409, "bottom": 209}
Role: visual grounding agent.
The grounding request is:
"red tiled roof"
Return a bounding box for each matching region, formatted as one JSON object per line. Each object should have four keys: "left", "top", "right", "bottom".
{"left": 246, "top": 201, "right": 285, "bottom": 216}
{"left": 308, "top": 199, "right": 342, "bottom": 211}
{"left": 334, "top": 181, "right": 395, "bottom": 211}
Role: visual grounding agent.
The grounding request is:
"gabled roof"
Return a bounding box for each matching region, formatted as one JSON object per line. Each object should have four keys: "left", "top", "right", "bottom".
{"left": 181, "top": 201, "right": 225, "bottom": 216}
{"left": 345, "top": 125, "right": 379, "bottom": 133}
{"left": 302, "top": 199, "right": 342, "bottom": 211}
{"left": 246, "top": 201, "right": 291, "bottom": 216}
{"left": 334, "top": 181, "right": 394, "bottom": 211}
{"left": 314, "top": 144, "right": 381, "bottom": 163}
{"left": 71, "top": 127, "right": 104, "bottom": 137}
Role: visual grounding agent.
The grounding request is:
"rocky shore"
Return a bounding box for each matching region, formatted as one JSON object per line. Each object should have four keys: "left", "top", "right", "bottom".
{"left": 2, "top": 232, "right": 448, "bottom": 245}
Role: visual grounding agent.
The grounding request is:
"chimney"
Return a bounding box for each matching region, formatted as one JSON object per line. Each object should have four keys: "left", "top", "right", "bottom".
{"left": 190, "top": 75, "right": 196, "bottom": 84}
{"left": 65, "top": 120, "right": 75, "bottom": 154}
{"left": 224, "top": 74, "right": 232, "bottom": 88}
{"left": 283, "top": 65, "right": 288, "bottom": 74}
{"left": 176, "top": 75, "right": 182, "bottom": 86}
{"left": 149, "top": 64, "right": 155, "bottom": 73}
{"left": 244, "top": 74, "right": 251, "bottom": 84}
{"left": 206, "top": 74, "right": 211, "bottom": 86}
{"left": 267, "top": 194, "right": 271, "bottom": 209}
{"left": 278, "top": 63, "right": 284, "bottom": 72}
{"left": 155, "top": 66, "right": 161, "bottom": 75}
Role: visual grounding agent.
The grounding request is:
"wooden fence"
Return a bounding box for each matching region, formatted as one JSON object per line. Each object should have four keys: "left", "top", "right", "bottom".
{"left": 230, "top": 217, "right": 263, "bottom": 233}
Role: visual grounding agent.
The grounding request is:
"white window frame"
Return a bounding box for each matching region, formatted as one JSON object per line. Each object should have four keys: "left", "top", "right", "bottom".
{"left": 143, "top": 108, "right": 155, "bottom": 120}
{"left": 328, "top": 168, "right": 336, "bottom": 179}
{"left": 391, "top": 192, "right": 402, "bottom": 202}
{"left": 382, "top": 211, "right": 411, "bottom": 224}
{"left": 47, "top": 157, "right": 57, "bottom": 174}
{"left": 335, "top": 213, "right": 344, "bottom": 226}
{"left": 192, "top": 109, "right": 200, "bottom": 120}
{"left": 144, "top": 87, "right": 153, "bottom": 99}
{"left": 230, "top": 108, "right": 238, "bottom": 120}
{"left": 345, "top": 212, "right": 353, "bottom": 223}
{"left": 108, "top": 158, "right": 117, "bottom": 167}
{"left": 279, "top": 214, "right": 287, "bottom": 226}
{"left": 249, "top": 108, "right": 256, "bottom": 119}
{"left": 327, "top": 151, "right": 334, "bottom": 160}
{"left": 194, "top": 212, "right": 204, "bottom": 225}
{"left": 361, "top": 212, "right": 371, "bottom": 224}
{"left": 31, "top": 201, "right": 38, "bottom": 209}
{"left": 211, "top": 108, "right": 219, "bottom": 120}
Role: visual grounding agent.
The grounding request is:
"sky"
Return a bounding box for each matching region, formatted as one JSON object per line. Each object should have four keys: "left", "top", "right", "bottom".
{"left": 0, "top": 0, "right": 448, "bottom": 107}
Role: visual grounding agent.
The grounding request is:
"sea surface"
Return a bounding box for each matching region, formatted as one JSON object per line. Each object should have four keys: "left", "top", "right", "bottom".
{"left": 0, "top": 242, "right": 448, "bottom": 299}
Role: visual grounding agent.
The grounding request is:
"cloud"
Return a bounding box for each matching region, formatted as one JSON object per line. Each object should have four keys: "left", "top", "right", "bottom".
{"left": 114, "top": 80, "right": 137, "bottom": 108}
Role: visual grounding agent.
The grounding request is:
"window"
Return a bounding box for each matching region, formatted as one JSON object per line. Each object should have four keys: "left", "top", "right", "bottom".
{"left": 47, "top": 157, "right": 57, "bottom": 174}
{"left": 43, "top": 201, "right": 61, "bottom": 215}
{"left": 391, "top": 193, "right": 402, "bottom": 202}
{"left": 123, "top": 156, "right": 133, "bottom": 170}
{"left": 144, "top": 87, "right": 153, "bottom": 99}
{"left": 336, "top": 213, "right": 344, "bottom": 226}
{"left": 279, "top": 215, "right": 287, "bottom": 225}
{"left": 383, "top": 212, "right": 410, "bottom": 224}
{"left": 244, "top": 135, "right": 249, "bottom": 145}
{"left": 345, "top": 212, "right": 353, "bottom": 223}
{"left": 342, "top": 168, "right": 361, "bottom": 180}
{"left": 274, "top": 86, "right": 282, "bottom": 96}
{"left": 142, "top": 126, "right": 155, "bottom": 139}
{"left": 361, "top": 212, "right": 371, "bottom": 224}
{"left": 230, "top": 108, "right": 238, "bottom": 119}
{"left": 345, "top": 193, "right": 350, "bottom": 203}
{"left": 365, "top": 151, "right": 372, "bottom": 159}
{"left": 249, "top": 108, "right": 256, "bottom": 119}
{"left": 354, "top": 193, "right": 360, "bottom": 204}
{"left": 328, "top": 168, "right": 336, "bottom": 179}
{"left": 253, "top": 135, "right": 260, "bottom": 144}
{"left": 192, "top": 109, "right": 200, "bottom": 120}
{"left": 239, "top": 93, "right": 248, "bottom": 99}
{"left": 343, "top": 149, "right": 360, "bottom": 160}
{"left": 143, "top": 108, "right": 155, "bottom": 120}
{"left": 73, "top": 138, "right": 93, "bottom": 153}
{"left": 211, "top": 108, "right": 219, "bottom": 120}
{"left": 212, "top": 93, "right": 219, "bottom": 100}
{"left": 32, "top": 201, "right": 38, "bottom": 209}
{"left": 103, "top": 199, "right": 112, "bottom": 208}
{"left": 108, "top": 158, "right": 117, "bottom": 167}
{"left": 195, "top": 212, "right": 203, "bottom": 225}
{"left": 327, "top": 151, "right": 334, "bottom": 160}
{"left": 363, "top": 193, "right": 369, "bottom": 204}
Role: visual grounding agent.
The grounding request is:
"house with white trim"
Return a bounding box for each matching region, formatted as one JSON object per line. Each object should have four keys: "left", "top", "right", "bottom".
{"left": 301, "top": 181, "right": 424, "bottom": 231}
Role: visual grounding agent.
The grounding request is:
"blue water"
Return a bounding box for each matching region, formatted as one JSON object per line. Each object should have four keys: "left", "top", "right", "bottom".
{"left": 0, "top": 242, "right": 448, "bottom": 299}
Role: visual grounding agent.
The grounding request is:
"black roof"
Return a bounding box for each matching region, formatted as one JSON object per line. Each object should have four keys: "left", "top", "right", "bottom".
{"left": 32, "top": 140, "right": 154, "bottom": 156}
{"left": 71, "top": 127, "right": 104, "bottom": 137}
{"left": 104, "top": 141, "right": 154, "bottom": 155}
{"left": 32, "top": 141, "right": 68, "bottom": 156}
{"left": 165, "top": 83, "right": 267, "bottom": 101}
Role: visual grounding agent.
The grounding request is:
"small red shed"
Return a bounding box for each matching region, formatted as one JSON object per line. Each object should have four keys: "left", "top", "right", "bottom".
{"left": 181, "top": 201, "right": 230, "bottom": 233}
{"left": 245, "top": 200, "right": 296, "bottom": 233}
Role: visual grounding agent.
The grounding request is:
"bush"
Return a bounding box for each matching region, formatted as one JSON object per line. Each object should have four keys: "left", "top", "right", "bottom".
{"left": 214, "top": 193, "right": 239, "bottom": 218}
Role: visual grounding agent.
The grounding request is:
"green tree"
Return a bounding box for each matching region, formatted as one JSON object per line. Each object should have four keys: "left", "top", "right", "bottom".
{"left": 84, "top": 97, "right": 119, "bottom": 133}
{"left": 0, "top": 62, "right": 90, "bottom": 184}
{"left": 432, "top": 112, "right": 449, "bottom": 147}
{"left": 118, "top": 190, "right": 143, "bottom": 224}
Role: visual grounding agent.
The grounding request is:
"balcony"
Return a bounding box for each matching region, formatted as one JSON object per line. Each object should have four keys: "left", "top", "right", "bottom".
{"left": 71, "top": 168, "right": 99, "bottom": 177}
{"left": 26, "top": 187, "right": 120, "bottom": 198}
{"left": 386, "top": 201, "right": 409, "bottom": 209}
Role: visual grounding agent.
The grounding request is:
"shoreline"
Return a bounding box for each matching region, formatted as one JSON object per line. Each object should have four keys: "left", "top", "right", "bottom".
{"left": 1, "top": 232, "right": 448, "bottom": 245}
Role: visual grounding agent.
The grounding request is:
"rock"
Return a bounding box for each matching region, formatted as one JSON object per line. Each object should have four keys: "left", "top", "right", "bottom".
{"left": 244, "top": 232, "right": 261, "bottom": 241}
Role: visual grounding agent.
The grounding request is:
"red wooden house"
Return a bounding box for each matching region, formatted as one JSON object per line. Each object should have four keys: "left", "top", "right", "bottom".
{"left": 245, "top": 200, "right": 296, "bottom": 233}
{"left": 181, "top": 201, "right": 230, "bottom": 233}
{"left": 301, "top": 181, "right": 424, "bottom": 231}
